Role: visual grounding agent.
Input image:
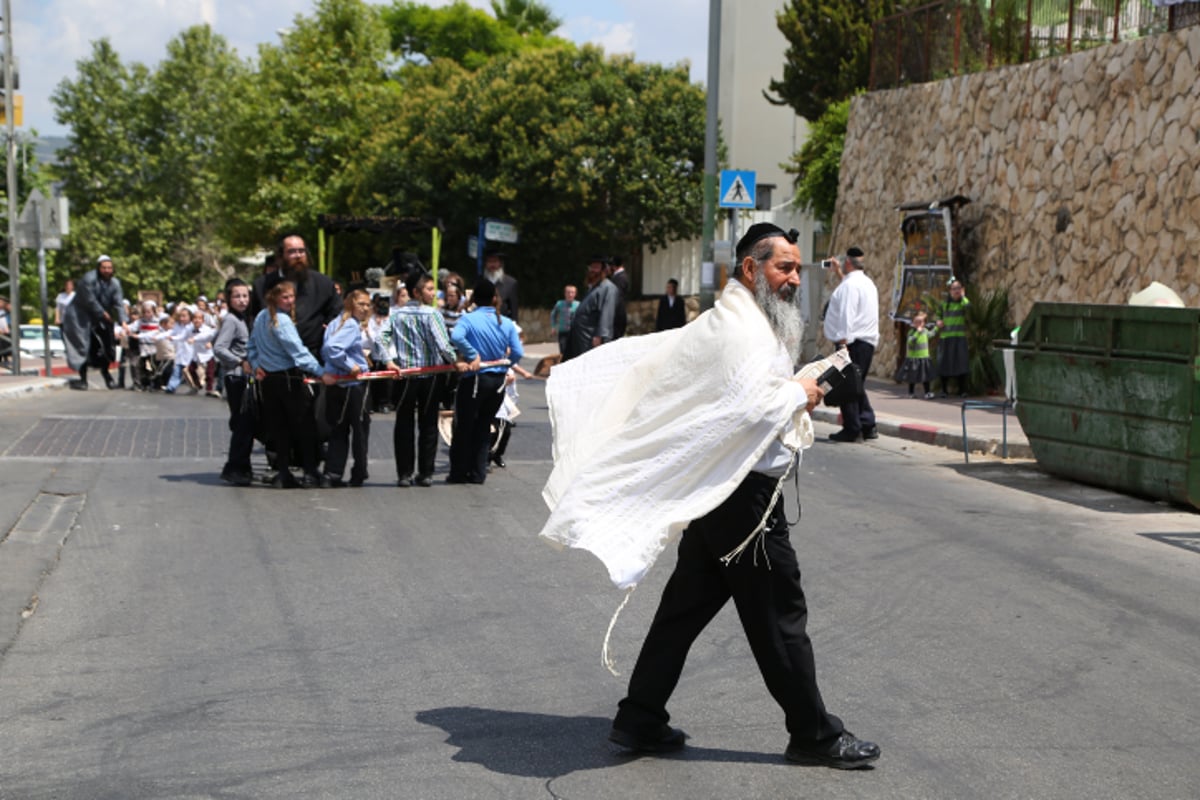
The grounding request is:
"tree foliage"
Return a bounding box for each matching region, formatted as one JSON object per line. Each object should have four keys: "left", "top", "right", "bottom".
{"left": 216, "top": 0, "right": 400, "bottom": 248}
{"left": 347, "top": 45, "right": 707, "bottom": 305}
{"left": 382, "top": 0, "right": 546, "bottom": 69}
{"left": 767, "top": 0, "right": 895, "bottom": 122}
{"left": 785, "top": 97, "right": 849, "bottom": 226}
{"left": 47, "top": 0, "right": 709, "bottom": 307}
{"left": 490, "top": 0, "right": 562, "bottom": 36}
{"left": 52, "top": 30, "right": 246, "bottom": 298}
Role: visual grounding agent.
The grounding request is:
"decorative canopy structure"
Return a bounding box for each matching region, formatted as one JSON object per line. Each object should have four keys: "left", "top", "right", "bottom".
{"left": 314, "top": 215, "right": 446, "bottom": 284}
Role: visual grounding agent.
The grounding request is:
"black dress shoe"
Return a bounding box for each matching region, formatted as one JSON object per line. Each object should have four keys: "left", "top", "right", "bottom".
{"left": 862, "top": 427, "right": 879, "bottom": 440}
{"left": 272, "top": 473, "right": 301, "bottom": 489}
{"left": 397, "top": 475, "right": 413, "bottom": 487}
{"left": 301, "top": 473, "right": 322, "bottom": 489}
{"left": 415, "top": 475, "right": 433, "bottom": 487}
{"left": 785, "top": 731, "right": 880, "bottom": 770}
{"left": 69, "top": 380, "right": 89, "bottom": 391}
{"left": 221, "top": 468, "right": 253, "bottom": 487}
{"left": 608, "top": 724, "right": 687, "bottom": 753}
{"left": 491, "top": 454, "right": 506, "bottom": 468}
{"left": 828, "top": 429, "right": 863, "bottom": 443}
{"left": 323, "top": 474, "right": 345, "bottom": 488}
{"left": 102, "top": 371, "right": 116, "bottom": 389}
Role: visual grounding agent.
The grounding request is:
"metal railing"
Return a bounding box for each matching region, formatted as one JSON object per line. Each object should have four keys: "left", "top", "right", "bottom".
{"left": 870, "top": 0, "right": 1199, "bottom": 90}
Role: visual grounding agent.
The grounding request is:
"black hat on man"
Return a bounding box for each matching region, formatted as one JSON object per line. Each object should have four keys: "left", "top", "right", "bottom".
{"left": 846, "top": 246, "right": 865, "bottom": 258}
{"left": 736, "top": 223, "right": 799, "bottom": 260}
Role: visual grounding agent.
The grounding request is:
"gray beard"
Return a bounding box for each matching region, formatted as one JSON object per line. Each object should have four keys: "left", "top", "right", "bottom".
{"left": 754, "top": 269, "right": 803, "bottom": 364}
{"left": 486, "top": 268, "right": 505, "bottom": 283}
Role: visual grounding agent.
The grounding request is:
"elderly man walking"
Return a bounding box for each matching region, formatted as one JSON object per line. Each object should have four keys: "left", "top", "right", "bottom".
{"left": 63, "top": 255, "right": 129, "bottom": 390}
{"left": 540, "top": 223, "right": 880, "bottom": 770}
{"left": 562, "top": 256, "right": 618, "bottom": 361}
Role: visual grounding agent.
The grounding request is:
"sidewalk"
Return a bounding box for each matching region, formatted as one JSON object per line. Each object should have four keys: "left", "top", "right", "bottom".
{"left": 0, "top": 372, "right": 70, "bottom": 399}
{"left": 522, "top": 342, "right": 1030, "bottom": 461}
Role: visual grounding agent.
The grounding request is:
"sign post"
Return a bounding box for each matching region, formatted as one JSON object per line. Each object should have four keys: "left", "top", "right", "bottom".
{"left": 719, "top": 170, "right": 757, "bottom": 273}
{"left": 474, "top": 217, "right": 519, "bottom": 275}
{"left": 16, "top": 189, "right": 68, "bottom": 376}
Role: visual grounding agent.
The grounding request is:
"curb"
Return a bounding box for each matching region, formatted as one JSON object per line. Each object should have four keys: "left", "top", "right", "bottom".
{"left": 0, "top": 378, "right": 70, "bottom": 400}
{"left": 809, "top": 407, "right": 1033, "bottom": 460}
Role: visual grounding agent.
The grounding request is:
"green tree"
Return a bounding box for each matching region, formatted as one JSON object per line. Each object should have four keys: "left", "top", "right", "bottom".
{"left": 490, "top": 0, "right": 562, "bottom": 36}
{"left": 785, "top": 97, "right": 849, "bottom": 226}
{"left": 767, "top": 0, "right": 894, "bottom": 122}
{"left": 52, "top": 29, "right": 246, "bottom": 299}
{"left": 346, "top": 45, "right": 707, "bottom": 305}
{"left": 382, "top": 0, "right": 556, "bottom": 70}
{"left": 52, "top": 39, "right": 156, "bottom": 291}
{"left": 216, "top": 0, "right": 400, "bottom": 248}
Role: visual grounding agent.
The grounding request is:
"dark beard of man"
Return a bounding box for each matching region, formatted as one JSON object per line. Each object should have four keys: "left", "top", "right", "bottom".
{"left": 283, "top": 258, "right": 309, "bottom": 283}
{"left": 754, "top": 268, "right": 803, "bottom": 364}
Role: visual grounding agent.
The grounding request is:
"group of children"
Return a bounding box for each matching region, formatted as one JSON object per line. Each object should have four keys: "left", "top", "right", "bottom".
{"left": 896, "top": 278, "right": 971, "bottom": 398}
{"left": 116, "top": 297, "right": 227, "bottom": 395}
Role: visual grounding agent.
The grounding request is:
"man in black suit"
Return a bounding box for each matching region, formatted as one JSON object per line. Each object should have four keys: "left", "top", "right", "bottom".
{"left": 483, "top": 249, "right": 519, "bottom": 322}
{"left": 252, "top": 233, "right": 341, "bottom": 360}
{"left": 655, "top": 278, "right": 687, "bottom": 331}
{"left": 608, "top": 256, "right": 629, "bottom": 339}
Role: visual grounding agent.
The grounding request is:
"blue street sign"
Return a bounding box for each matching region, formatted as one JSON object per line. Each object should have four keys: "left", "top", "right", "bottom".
{"left": 719, "top": 170, "right": 756, "bottom": 209}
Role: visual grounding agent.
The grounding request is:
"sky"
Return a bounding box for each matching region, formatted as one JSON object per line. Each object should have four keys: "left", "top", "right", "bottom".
{"left": 11, "top": 0, "right": 711, "bottom": 138}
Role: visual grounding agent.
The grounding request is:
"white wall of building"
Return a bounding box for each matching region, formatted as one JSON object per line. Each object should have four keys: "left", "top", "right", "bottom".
{"left": 641, "top": 0, "right": 824, "bottom": 295}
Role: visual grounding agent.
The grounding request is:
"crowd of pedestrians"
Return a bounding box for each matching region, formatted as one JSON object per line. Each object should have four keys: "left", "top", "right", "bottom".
{"left": 61, "top": 239, "right": 532, "bottom": 490}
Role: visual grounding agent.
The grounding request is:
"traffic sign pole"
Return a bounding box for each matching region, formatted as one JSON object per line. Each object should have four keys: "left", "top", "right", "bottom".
{"left": 3, "top": 0, "right": 20, "bottom": 374}
{"left": 34, "top": 203, "right": 50, "bottom": 376}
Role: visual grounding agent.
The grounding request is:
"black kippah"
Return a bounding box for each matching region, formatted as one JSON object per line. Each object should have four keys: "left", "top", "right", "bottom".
{"left": 847, "top": 246, "right": 865, "bottom": 258}
{"left": 736, "top": 223, "right": 799, "bottom": 260}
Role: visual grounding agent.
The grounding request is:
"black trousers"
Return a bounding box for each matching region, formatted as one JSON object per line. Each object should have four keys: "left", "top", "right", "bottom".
{"left": 325, "top": 383, "right": 371, "bottom": 483}
{"left": 260, "top": 370, "right": 318, "bottom": 477}
{"left": 491, "top": 418, "right": 513, "bottom": 458}
{"left": 393, "top": 375, "right": 440, "bottom": 480}
{"left": 222, "top": 375, "right": 256, "bottom": 475}
{"left": 449, "top": 372, "right": 506, "bottom": 483}
{"left": 614, "top": 473, "right": 844, "bottom": 746}
{"left": 839, "top": 340, "right": 876, "bottom": 435}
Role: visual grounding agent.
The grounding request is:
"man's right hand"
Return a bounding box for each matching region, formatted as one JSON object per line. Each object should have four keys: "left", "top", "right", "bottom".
{"left": 795, "top": 376, "right": 823, "bottom": 412}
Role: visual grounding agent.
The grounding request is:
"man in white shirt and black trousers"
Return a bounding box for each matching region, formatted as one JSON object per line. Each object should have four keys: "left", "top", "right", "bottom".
{"left": 823, "top": 246, "right": 880, "bottom": 443}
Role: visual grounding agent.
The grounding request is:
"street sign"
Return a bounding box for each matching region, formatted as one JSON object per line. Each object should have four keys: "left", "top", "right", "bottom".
{"left": 14, "top": 189, "right": 68, "bottom": 250}
{"left": 719, "top": 170, "right": 756, "bottom": 209}
{"left": 467, "top": 235, "right": 479, "bottom": 259}
{"left": 483, "top": 219, "right": 519, "bottom": 244}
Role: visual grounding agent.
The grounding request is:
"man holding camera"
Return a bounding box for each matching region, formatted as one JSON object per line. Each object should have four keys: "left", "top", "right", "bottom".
{"left": 822, "top": 247, "right": 879, "bottom": 443}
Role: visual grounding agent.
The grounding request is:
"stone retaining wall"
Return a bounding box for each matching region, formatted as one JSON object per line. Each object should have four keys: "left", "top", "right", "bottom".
{"left": 833, "top": 26, "right": 1200, "bottom": 373}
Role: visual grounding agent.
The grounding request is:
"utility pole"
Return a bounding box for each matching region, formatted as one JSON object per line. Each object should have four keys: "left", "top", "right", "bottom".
{"left": 699, "top": 0, "right": 720, "bottom": 312}
{"left": 2, "top": 0, "right": 18, "bottom": 374}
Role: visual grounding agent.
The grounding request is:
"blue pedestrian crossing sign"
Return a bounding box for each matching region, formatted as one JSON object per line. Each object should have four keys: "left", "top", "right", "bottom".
{"left": 719, "top": 170, "right": 756, "bottom": 209}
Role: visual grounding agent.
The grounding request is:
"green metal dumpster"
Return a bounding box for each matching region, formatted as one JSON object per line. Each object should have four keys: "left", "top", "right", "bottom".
{"left": 1011, "top": 302, "right": 1200, "bottom": 509}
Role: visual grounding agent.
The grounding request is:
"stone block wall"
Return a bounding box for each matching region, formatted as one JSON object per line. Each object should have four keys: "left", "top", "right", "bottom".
{"left": 833, "top": 26, "right": 1200, "bottom": 373}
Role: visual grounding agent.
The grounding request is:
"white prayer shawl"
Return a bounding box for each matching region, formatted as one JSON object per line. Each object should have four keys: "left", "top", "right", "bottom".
{"left": 540, "top": 279, "right": 813, "bottom": 590}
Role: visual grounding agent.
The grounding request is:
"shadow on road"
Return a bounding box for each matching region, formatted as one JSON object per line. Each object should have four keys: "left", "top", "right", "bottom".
{"left": 949, "top": 461, "right": 1195, "bottom": 516}
{"left": 416, "top": 706, "right": 781, "bottom": 778}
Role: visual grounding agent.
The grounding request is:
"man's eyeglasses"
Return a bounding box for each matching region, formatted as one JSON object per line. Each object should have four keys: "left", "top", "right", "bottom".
{"left": 284, "top": 248, "right": 307, "bottom": 256}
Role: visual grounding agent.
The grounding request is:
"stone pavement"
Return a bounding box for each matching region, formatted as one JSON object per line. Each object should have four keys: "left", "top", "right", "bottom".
{"left": 2, "top": 342, "right": 1030, "bottom": 461}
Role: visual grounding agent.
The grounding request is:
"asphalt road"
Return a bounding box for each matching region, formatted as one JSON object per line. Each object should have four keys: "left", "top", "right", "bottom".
{"left": 0, "top": 379, "right": 1198, "bottom": 799}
